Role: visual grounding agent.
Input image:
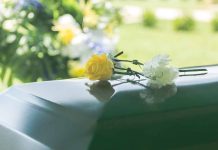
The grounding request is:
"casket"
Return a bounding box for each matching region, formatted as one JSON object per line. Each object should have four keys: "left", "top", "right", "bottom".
{"left": 0, "top": 65, "right": 218, "bottom": 150}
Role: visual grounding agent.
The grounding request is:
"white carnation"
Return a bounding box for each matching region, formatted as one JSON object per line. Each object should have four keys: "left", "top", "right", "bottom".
{"left": 143, "top": 55, "right": 179, "bottom": 89}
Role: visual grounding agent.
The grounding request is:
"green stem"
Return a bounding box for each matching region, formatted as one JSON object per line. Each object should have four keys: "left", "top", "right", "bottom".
{"left": 113, "top": 59, "right": 144, "bottom": 65}
{"left": 179, "top": 68, "right": 207, "bottom": 72}
{"left": 179, "top": 68, "right": 208, "bottom": 76}
{"left": 114, "top": 66, "right": 145, "bottom": 78}
{"left": 114, "top": 51, "right": 124, "bottom": 58}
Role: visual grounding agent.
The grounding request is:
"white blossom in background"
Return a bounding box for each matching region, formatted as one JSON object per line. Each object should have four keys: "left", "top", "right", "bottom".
{"left": 53, "top": 14, "right": 84, "bottom": 55}
{"left": 62, "top": 29, "right": 117, "bottom": 63}
{"left": 0, "top": 2, "right": 14, "bottom": 18}
{"left": 53, "top": 14, "right": 81, "bottom": 35}
{"left": 61, "top": 33, "right": 91, "bottom": 62}
{"left": 143, "top": 55, "right": 179, "bottom": 89}
{"left": 2, "top": 19, "right": 19, "bottom": 32}
{"left": 86, "top": 29, "right": 118, "bottom": 54}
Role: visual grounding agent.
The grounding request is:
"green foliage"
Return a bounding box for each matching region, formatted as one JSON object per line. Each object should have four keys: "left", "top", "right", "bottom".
{"left": 173, "top": 16, "right": 195, "bottom": 31}
{"left": 143, "top": 11, "right": 157, "bottom": 28}
{"left": 211, "top": 16, "right": 218, "bottom": 32}
{"left": 115, "top": 9, "right": 123, "bottom": 25}
{"left": 0, "top": 1, "right": 72, "bottom": 86}
{"left": 39, "top": 0, "right": 83, "bottom": 25}
{"left": 118, "top": 23, "right": 218, "bottom": 68}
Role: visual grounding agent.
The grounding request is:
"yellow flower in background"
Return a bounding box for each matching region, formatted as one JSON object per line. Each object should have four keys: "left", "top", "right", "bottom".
{"left": 85, "top": 54, "right": 114, "bottom": 80}
{"left": 83, "top": 9, "right": 99, "bottom": 28}
{"left": 53, "top": 14, "right": 81, "bottom": 45}
{"left": 58, "top": 27, "right": 75, "bottom": 45}
{"left": 81, "top": 0, "right": 99, "bottom": 28}
{"left": 69, "top": 62, "right": 85, "bottom": 77}
{"left": 105, "top": 23, "right": 115, "bottom": 37}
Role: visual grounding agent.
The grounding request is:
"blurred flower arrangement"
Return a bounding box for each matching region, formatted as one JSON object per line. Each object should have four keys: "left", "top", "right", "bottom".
{"left": 0, "top": 0, "right": 121, "bottom": 86}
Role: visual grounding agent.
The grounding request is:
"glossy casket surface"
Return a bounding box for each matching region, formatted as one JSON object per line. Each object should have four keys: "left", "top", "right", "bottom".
{"left": 0, "top": 65, "right": 218, "bottom": 150}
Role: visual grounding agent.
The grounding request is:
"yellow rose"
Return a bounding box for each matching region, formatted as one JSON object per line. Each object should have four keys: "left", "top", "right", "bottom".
{"left": 85, "top": 54, "right": 114, "bottom": 80}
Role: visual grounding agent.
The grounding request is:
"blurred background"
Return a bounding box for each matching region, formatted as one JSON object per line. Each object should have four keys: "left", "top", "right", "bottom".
{"left": 0, "top": 0, "right": 218, "bottom": 90}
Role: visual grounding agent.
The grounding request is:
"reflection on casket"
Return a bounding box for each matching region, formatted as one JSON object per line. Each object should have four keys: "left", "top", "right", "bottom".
{"left": 0, "top": 65, "right": 218, "bottom": 150}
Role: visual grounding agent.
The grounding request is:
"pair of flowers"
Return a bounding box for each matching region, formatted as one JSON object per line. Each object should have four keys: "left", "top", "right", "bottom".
{"left": 85, "top": 52, "right": 179, "bottom": 89}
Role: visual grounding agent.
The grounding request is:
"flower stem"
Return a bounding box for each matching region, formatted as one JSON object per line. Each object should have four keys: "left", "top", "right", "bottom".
{"left": 114, "top": 51, "right": 124, "bottom": 58}
{"left": 112, "top": 51, "right": 143, "bottom": 65}
{"left": 113, "top": 59, "right": 144, "bottom": 65}
{"left": 114, "top": 66, "right": 145, "bottom": 78}
{"left": 179, "top": 68, "right": 208, "bottom": 76}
